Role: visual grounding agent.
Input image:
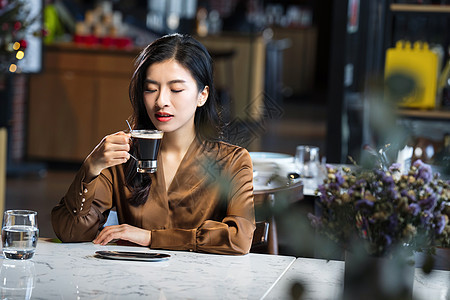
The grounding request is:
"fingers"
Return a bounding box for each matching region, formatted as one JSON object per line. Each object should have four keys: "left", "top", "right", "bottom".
{"left": 101, "top": 154, "right": 129, "bottom": 167}
{"left": 93, "top": 224, "right": 151, "bottom": 246}
{"left": 104, "top": 132, "right": 131, "bottom": 149}
{"left": 97, "top": 132, "right": 132, "bottom": 165}
{"left": 102, "top": 141, "right": 130, "bottom": 156}
{"left": 93, "top": 225, "right": 122, "bottom": 246}
{"left": 84, "top": 132, "right": 133, "bottom": 181}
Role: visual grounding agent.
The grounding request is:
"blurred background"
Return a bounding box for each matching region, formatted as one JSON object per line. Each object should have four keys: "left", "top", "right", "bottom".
{"left": 1, "top": 0, "right": 449, "bottom": 248}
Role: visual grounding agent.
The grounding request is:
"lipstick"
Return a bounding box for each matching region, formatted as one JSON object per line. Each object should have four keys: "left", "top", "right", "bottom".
{"left": 155, "top": 112, "right": 173, "bottom": 122}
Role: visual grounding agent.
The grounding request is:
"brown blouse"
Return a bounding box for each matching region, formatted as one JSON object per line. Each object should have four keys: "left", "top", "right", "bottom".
{"left": 51, "top": 139, "right": 256, "bottom": 255}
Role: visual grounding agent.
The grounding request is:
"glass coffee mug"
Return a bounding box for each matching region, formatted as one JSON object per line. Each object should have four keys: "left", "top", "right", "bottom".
{"left": 131, "top": 130, "right": 163, "bottom": 173}
{"left": 1, "top": 210, "right": 39, "bottom": 260}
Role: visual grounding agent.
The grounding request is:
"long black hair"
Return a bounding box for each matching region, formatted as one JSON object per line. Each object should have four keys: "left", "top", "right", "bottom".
{"left": 125, "top": 34, "right": 223, "bottom": 206}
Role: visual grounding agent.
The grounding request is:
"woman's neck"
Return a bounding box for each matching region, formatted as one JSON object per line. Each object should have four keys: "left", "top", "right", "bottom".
{"left": 161, "top": 127, "right": 196, "bottom": 154}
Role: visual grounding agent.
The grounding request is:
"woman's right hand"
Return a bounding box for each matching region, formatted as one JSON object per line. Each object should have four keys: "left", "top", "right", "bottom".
{"left": 84, "top": 131, "right": 132, "bottom": 182}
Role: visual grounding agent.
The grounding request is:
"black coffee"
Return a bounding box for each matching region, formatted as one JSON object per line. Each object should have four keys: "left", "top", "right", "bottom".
{"left": 132, "top": 130, "right": 163, "bottom": 161}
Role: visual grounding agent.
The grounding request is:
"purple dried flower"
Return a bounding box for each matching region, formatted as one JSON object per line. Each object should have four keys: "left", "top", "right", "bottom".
{"left": 356, "top": 179, "right": 366, "bottom": 186}
{"left": 356, "top": 199, "right": 374, "bottom": 207}
{"left": 409, "top": 203, "right": 421, "bottom": 216}
{"left": 436, "top": 215, "right": 447, "bottom": 235}
{"left": 388, "top": 185, "right": 398, "bottom": 200}
{"left": 336, "top": 173, "right": 345, "bottom": 185}
{"left": 420, "top": 210, "right": 433, "bottom": 226}
{"left": 327, "top": 182, "right": 336, "bottom": 190}
{"left": 313, "top": 155, "right": 449, "bottom": 256}
{"left": 329, "top": 182, "right": 342, "bottom": 191}
{"left": 389, "top": 163, "right": 402, "bottom": 172}
{"left": 419, "top": 167, "right": 433, "bottom": 183}
{"left": 402, "top": 190, "right": 416, "bottom": 202}
{"left": 319, "top": 193, "right": 335, "bottom": 204}
{"left": 383, "top": 174, "right": 395, "bottom": 187}
{"left": 419, "top": 194, "right": 437, "bottom": 210}
{"left": 325, "top": 164, "right": 336, "bottom": 170}
{"left": 318, "top": 192, "right": 327, "bottom": 202}
{"left": 375, "top": 169, "right": 384, "bottom": 176}
{"left": 414, "top": 161, "right": 433, "bottom": 183}
{"left": 413, "top": 159, "right": 424, "bottom": 168}
{"left": 318, "top": 184, "right": 327, "bottom": 195}
{"left": 372, "top": 181, "right": 380, "bottom": 189}
{"left": 409, "top": 193, "right": 417, "bottom": 202}
{"left": 317, "top": 184, "right": 332, "bottom": 203}
{"left": 335, "top": 172, "right": 345, "bottom": 185}
{"left": 348, "top": 187, "right": 355, "bottom": 196}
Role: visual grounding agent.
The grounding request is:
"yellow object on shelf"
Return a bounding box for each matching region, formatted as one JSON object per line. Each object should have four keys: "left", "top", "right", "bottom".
{"left": 384, "top": 40, "right": 439, "bottom": 109}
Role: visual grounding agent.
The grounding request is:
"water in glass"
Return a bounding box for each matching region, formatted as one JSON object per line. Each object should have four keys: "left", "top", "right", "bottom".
{"left": 1, "top": 210, "right": 38, "bottom": 260}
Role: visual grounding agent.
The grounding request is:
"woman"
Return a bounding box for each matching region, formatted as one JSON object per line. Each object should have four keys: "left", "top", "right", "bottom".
{"left": 51, "top": 34, "right": 256, "bottom": 255}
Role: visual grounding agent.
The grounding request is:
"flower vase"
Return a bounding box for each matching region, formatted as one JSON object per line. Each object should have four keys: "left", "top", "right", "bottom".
{"left": 343, "top": 250, "right": 415, "bottom": 300}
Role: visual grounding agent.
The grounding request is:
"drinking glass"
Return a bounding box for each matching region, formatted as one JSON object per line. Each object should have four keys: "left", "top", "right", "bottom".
{"left": 294, "top": 145, "right": 320, "bottom": 178}
{"left": 1, "top": 210, "right": 38, "bottom": 260}
{"left": 0, "top": 260, "right": 35, "bottom": 299}
{"left": 131, "top": 130, "right": 163, "bottom": 173}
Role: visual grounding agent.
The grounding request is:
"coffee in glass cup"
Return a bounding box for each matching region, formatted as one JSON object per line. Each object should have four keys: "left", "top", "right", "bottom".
{"left": 131, "top": 130, "right": 163, "bottom": 173}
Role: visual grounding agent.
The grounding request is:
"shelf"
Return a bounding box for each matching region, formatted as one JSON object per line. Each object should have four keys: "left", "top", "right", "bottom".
{"left": 396, "top": 108, "right": 450, "bottom": 120}
{"left": 390, "top": 4, "right": 450, "bottom": 13}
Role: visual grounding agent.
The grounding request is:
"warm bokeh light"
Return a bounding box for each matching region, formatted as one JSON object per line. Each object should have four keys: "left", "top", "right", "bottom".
{"left": 16, "top": 50, "right": 25, "bottom": 60}
{"left": 9, "top": 64, "right": 17, "bottom": 72}
{"left": 13, "top": 42, "right": 21, "bottom": 50}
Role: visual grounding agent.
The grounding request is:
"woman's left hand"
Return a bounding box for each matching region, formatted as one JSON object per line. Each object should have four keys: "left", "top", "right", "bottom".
{"left": 93, "top": 224, "right": 151, "bottom": 246}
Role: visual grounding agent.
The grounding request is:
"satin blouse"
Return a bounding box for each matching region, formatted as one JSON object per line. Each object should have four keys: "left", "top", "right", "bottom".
{"left": 51, "top": 139, "right": 256, "bottom": 255}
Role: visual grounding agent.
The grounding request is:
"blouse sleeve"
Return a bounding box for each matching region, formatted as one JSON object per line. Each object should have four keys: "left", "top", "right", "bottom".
{"left": 51, "top": 164, "right": 114, "bottom": 242}
{"left": 150, "top": 147, "right": 256, "bottom": 255}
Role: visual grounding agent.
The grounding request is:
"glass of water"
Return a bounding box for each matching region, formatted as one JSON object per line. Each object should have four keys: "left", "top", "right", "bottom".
{"left": 0, "top": 259, "right": 36, "bottom": 299}
{"left": 1, "top": 210, "right": 39, "bottom": 260}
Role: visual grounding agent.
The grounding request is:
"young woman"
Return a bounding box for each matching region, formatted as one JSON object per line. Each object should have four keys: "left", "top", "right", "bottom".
{"left": 51, "top": 34, "right": 255, "bottom": 255}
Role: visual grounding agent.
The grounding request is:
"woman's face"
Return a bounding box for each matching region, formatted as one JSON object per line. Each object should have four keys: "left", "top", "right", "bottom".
{"left": 143, "top": 59, "right": 208, "bottom": 135}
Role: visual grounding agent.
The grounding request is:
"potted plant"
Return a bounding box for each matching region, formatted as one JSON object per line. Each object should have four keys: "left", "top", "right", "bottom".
{"left": 308, "top": 158, "right": 449, "bottom": 299}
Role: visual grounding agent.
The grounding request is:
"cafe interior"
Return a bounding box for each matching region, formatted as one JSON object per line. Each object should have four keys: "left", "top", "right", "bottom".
{"left": 0, "top": 0, "right": 449, "bottom": 299}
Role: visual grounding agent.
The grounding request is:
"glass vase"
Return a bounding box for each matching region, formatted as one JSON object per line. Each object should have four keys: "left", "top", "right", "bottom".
{"left": 343, "top": 249, "right": 415, "bottom": 300}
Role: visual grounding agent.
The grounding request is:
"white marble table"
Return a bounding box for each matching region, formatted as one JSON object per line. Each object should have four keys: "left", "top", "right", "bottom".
{"left": 0, "top": 239, "right": 296, "bottom": 299}
{"left": 264, "top": 257, "right": 450, "bottom": 300}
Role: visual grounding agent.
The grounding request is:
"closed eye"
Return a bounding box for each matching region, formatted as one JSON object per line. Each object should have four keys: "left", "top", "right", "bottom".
{"left": 145, "top": 89, "right": 157, "bottom": 93}
{"left": 171, "top": 89, "right": 183, "bottom": 93}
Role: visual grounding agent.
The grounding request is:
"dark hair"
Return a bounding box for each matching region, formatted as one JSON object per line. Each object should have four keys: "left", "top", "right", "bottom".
{"left": 125, "top": 34, "right": 223, "bottom": 206}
